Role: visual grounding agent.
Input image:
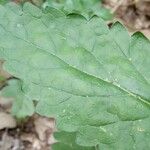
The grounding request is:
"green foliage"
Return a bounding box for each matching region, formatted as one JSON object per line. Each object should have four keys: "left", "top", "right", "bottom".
{"left": 0, "top": 75, "right": 6, "bottom": 89}
{"left": 0, "top": 75, "right": 5, "bottom": 82}
{"left": 52, "top": 131, "right": 96, "bottom": 150}
{"left": 0, "top": 0, "right": 10, "bottom": 4}
{"left": 1, "top": 80, "right": 34, "bottom": 118}
{"left": 44, "top": 0, "right": 112, "bottom": 20}
{"left": 0, "top": 2, "right": 150, "bottom": 149}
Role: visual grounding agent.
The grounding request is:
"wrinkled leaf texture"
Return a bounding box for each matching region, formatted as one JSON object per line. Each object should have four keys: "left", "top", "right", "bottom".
{"left": 44, "top": 0, "right": 112, "bottom": 20}
{"left": 0, "top": 2, "right": 150, "bottom": 150}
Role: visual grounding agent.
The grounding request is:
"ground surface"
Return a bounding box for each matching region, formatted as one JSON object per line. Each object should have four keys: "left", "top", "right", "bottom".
{"left": 104, "top": 0, "right": 150, "bottom": 37}
{"left": 0, "top": 0, "right": 150, "bottom": 150}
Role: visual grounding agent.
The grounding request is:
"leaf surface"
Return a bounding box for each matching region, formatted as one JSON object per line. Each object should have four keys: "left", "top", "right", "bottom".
{"left": 52, "top": 131, "right": 95, "bottom": 150}
{"left": 44, "top": 0, "right": 112, "bottom": 20}
{"left": 1, "top": 80, "right": 34, "bottom": 118}
{"left": 0, "top": 2, "right": 150, "bottom": 149}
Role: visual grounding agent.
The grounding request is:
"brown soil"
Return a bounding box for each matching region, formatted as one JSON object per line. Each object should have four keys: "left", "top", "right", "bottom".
{"left": 104, "top": 0, "right": 150, "bottom": 38}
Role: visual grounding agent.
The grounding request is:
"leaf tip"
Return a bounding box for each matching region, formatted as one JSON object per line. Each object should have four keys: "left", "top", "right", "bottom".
{"left": 132, "top": 31, "right": 150, "bottom": 42}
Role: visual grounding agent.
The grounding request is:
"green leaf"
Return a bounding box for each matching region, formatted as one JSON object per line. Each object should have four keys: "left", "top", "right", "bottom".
{"left": 44, "top": 0, "right": 112, "bottom": 20}
{"left": 52, "top": 131, "right": 95, "bottom": 150}
{"left": 0, "top": 2, "right": 150, "bottom": 149}
{"left": 0, "top": 75, "right": 5, "bottom": 82}
{"left": 1, "top": 79, "right": 35, "bottom": 118}
{"left": 0, "top": 0, "right": 10, "bottom": 4}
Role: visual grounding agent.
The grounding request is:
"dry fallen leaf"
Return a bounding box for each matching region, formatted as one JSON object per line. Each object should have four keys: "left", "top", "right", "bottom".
{"left": 0, "top": 97, "right": 13, "bottom": 110}
{"left": 0, "top": 132, "right": 14, "bottom": 150}
{"left": 20, "top": 116, "right": 55, "bottom": 150}
{"left": 0, "top": 132, "right": 24, "bottom": 150}
{"left": 34, "top": 117, "right": 55, "bottom": 142}
{"left": 103, "top": 0, "right": 150, "bottom": 38}
{"left": 21, "top": 133, "right": 41, "bottom": 150}
{"left": 0, "top": 112, "right": 16, "bottom": 130}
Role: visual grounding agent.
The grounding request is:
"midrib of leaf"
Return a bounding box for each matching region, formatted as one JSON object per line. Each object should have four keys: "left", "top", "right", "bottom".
{"left": 1, "top": 16, "right": 150, "bottom": 107}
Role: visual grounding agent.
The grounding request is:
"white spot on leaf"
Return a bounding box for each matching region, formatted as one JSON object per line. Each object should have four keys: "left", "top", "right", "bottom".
{"left": 17, "top": 24, "right": 21, "bottom": 27}
{"left": 105, "top": 78, "right": 109, "bottom": 82}
{"left": 129, "top": 58, "right": 132, "bottom": 61}
{"left": 137, "top": 127, "right": 145, "bottom": 132}
{"left": 100, "top": 127, "right": 107, "bottom": 132}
